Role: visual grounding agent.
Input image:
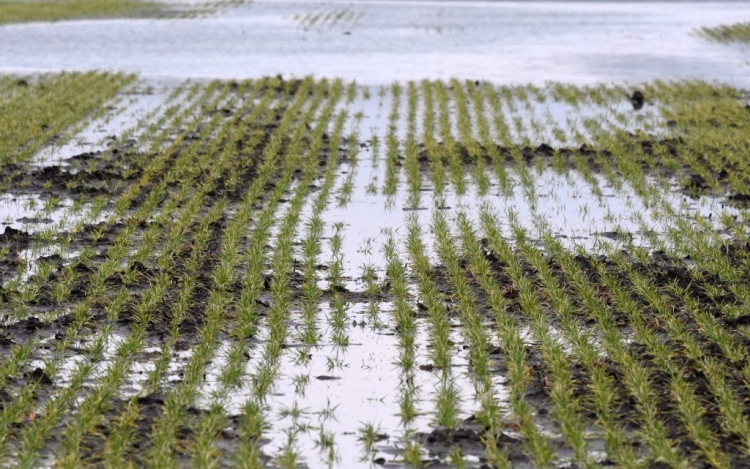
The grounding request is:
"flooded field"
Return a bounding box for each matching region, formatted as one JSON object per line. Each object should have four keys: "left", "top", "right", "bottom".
{"left": 1, "top": 1, "right": 750, "bottom": 84}
{"left": 3, "top": 1, "right": 750, "bottom": 468}
{"left": 1, "top": 71, "right": 750, "bottom": 468}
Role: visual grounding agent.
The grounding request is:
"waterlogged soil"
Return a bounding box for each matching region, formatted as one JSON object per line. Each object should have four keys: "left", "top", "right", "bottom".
{"left": 408, "top": 243, "right": 750, "bottom": 468}
{"left": 0, "top": 150, "right": 740, "bottom": 465}
{"left": 75, "top": 394, "right": 253, "bottom": 467}
{"left": 0, "top": 78, "right": 396, "bottom": 467}
{"left": 3, "top": 76, "right": 750, "bottom": 467}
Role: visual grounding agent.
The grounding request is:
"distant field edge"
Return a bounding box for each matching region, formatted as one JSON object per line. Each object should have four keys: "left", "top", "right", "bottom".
{"left": 699, "top": 21, "right": 750, "bottom": 43}
{"left": 0, "top": 0, "right": 245, "bottom": 25}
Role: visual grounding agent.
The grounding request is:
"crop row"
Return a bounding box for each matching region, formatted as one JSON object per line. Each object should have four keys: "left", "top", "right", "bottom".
{"left": 1, "top": 75, "right": 750, "bottom": 467}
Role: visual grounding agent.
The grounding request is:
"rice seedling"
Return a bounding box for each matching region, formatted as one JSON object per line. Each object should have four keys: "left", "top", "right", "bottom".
{"left": 383, "top": 83, "right": 402, "bottom": 196}
{"left": 0, "top": 0, "right": 243, "bottom": 24}
{"left": 358, "top": 422, "right": 385, "bottom": 461}
{"left": 442, "top": 210, "right": 551, "bottom": 468}
{"left": 435, "top": 81, "right": 466, "bottom": 195}
{"left": 404, "top": 82, "right": 422, "bottom": 205}
{"left": 0, "top": 0, "right": 162, "bottom": 24}
{"left": 13, "top": 81, "right": 255, "bottom": 469}
{"left": 0, "top": 72, "right": 133, "bottom": 168}
{"left": 419, "top": 80, "right": 446, "bottom": 196}
{"left": 403, "top": 215, "right": 468, "bottom": 434}
{"left": 699, "top": 22, "right": 750, "bottom": 42}
{"left": 536, "top": 220, "right": 724, "bottom": 465}
{"left": 142, "top": 79, "right": 339, "bottom": 468}
{"left": 335, "top": 128, "right": 360, "bottom": 207}
{"left": 294, "top": 7, "right": 363, "bottom": 32}
{"left": 594, "top": 255, "right": 725, "bottom": 468}
{"left": 4, "top": 71, "right": 750, "bottom": 468}
{"left": 591, "top": 242, "right": 739, "bottom": 467}
{"left": 66, "top": 82, "right": 281, "bottom": 468}
{"left": 404, "top": 223, "right": 450, "bottom": 371}
{"left": 0, "top": 82, "right": 231, "bottom": 464}
{"left": 226, "top": 79, "right": 349, "bottom": 465}
{"left": 450, "top": 79, "right": 491, "bottom": 195}
{"left": 327, "top": 221, "right": 351, "bottom": 346}
{"left": 467, "top": 80, "right": 511, "bottom": 193}
{"left": 513, "top": 216, "right": 640, "bottom": 469}
{"left": 380, "top": 227, "right": 425, "bottom": 465}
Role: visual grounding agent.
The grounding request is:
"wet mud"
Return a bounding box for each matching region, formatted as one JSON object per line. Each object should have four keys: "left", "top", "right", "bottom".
{"left": 0, "top": 80, "right": 326, "bottom": 464}
{"left": 378, "top": 232, "right": 750, "bottom": 468}
{"left": 2, "top": 132, "right": 736, "bottom": 465}
{"left": 3, "top": 73, "right": 750, "bottom": 467}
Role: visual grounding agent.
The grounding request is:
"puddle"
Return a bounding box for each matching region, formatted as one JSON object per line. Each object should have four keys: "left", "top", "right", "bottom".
{"left": 0, "top": 192, "right": 113, "bottom": 288}
{"left": 14, "top": 245, "right": 82, "bottom": 285}
{"left": 501, "top": 91, "right": 668, "bottom": 146}
{"left": 0, "top": 194, "right": 79, "bottom": 233}
{"left": 0, "top": 1, "right": 749, "bottom": 85}
{"left": 208, "top": 300, "right": 492, "bottom": 468}
{"left": 263, "top": 323, "right": 410, "bottom": 468}
{"left": 316, "top": 148, "right": 733, "bottom": 268}
{"left": 122, "top": 341, "right": 193, "bottom": 398}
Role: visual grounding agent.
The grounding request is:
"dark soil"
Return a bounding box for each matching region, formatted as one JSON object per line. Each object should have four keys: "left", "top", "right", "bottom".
{"left": 415, "top": 241, "right": 750, "bottom": 468}
{"left": 0, "top": 85, "right": 320, "bottom": 464}
{"left": 407, "top": 133, "right": 749, "bottom": 203}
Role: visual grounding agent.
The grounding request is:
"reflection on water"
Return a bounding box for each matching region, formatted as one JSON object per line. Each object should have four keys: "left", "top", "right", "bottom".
{"left": 0, "top": 1, "right": 748, "bottom": 85}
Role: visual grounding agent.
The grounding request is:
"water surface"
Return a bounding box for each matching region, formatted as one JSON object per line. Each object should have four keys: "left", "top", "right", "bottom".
{"left": 1, "top": 1, "right": 749, "bottom": 85}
